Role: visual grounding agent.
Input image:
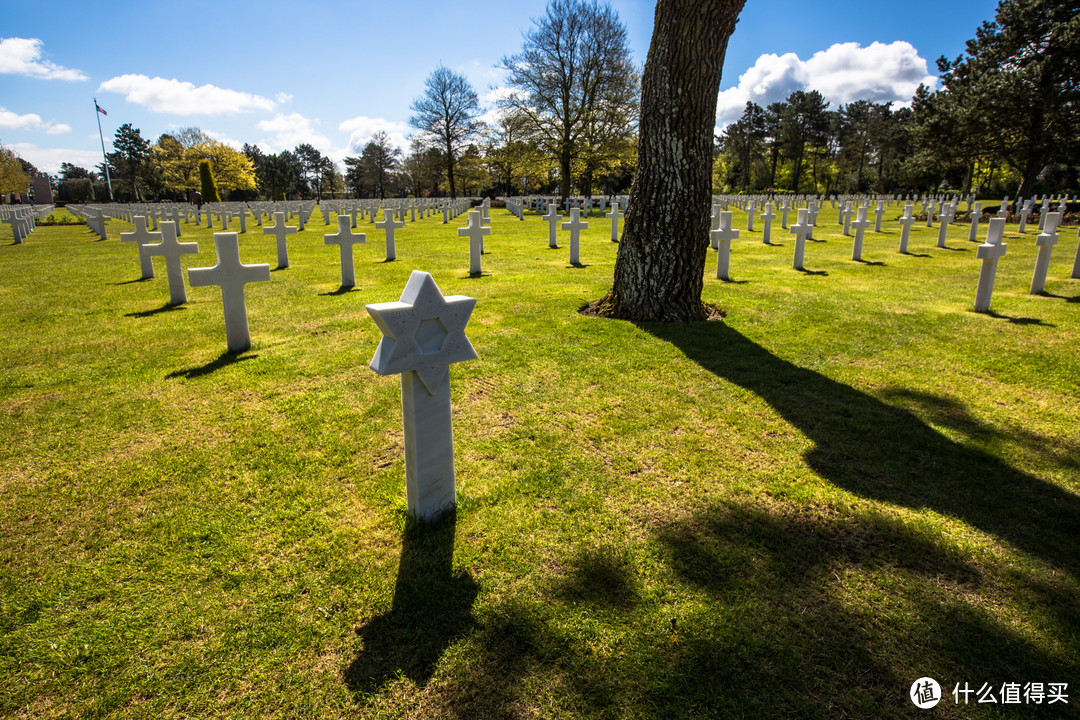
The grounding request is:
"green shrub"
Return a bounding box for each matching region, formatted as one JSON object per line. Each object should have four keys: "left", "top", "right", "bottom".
{"left": 199, "top": 160, "right": 221, "bottom": 203}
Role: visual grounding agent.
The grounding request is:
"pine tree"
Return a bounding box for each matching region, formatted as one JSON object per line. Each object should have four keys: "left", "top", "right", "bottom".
{"left": 199, "top": 160, "right": 221, "bottom": 203}
{"left": 935, "top": 0, "right": 1079, "bottom": 197}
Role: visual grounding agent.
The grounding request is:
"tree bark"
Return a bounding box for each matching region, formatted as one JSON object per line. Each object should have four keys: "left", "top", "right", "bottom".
{"left": 594, "top": 0, "right": 745, "bottom": 321}
{"left": 560, "top": 147, "right": 572, "bottom": 203}
{"left": 446, "top": 142, "right": 457, "bottom": 200}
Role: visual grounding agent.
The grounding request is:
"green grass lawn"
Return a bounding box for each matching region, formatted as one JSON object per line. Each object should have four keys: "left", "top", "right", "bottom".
{"left": 1, "top": 202, "right": 1078, "bottom": 719}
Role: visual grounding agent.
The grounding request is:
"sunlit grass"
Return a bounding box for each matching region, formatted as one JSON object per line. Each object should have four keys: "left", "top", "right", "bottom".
{"left": 1, "top": 201, "right": 1077, "bottom": 718}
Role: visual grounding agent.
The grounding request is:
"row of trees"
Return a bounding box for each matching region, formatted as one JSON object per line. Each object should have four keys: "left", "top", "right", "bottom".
{"left": 43, "top": 0, "right": 640, "bottom": 204}
{"left": 718, "top": 0, "right": 1079, "bottom": 197}
{"left": 716, "top": 94, "right": 913, "bottom": 196}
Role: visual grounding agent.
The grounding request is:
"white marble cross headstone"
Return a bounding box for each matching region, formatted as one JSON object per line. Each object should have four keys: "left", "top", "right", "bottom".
{"left": 974, "top": 218, "right": 1007, "bottom": 313}
{"left": 841, "top": 202, "right": 854, "bottom": 236}
{"left": 1030, "top": 212, "right": 1061, "bottom": 294}
{"left": 1, "top": 214, "right": 25, "bottom": 244}
{"left": 120, "top": 216, "right": 161, "bottom": 279}
{"left": 606, "top": 205, "right": 623, "bottom": 243}
{"left": 366, "top": 271, "right": 477, "bottom": 521}
{"left": 187, "top": 232, "right": 271, "bottom": 352}
{"left": 144, "top": 220, "right": 199, "bottom": 305}
{"left": 1018, "top": 201, "right": 1033, "bottom": 233}
{"left": 874, "top": 202, "right": 886, "bottom": 233}
{"left": 898, "top": 203, "right": 918, "bottom": 254}
{"left": 323, "top": 215, "right": 366, "bottom": 287}
{"left": 760, "top": 202, "right": 776, "bottom": 244}
{"left": 850, "top": 206, "right": 871, "bottom": 260}
{"left": 561, "top": 207, "right": 588, "bottom": 265}
{"left": 936, "top": 205, "right": 953, "bottom": 248}
{"left": 458, "top": 209, "right": 491, "bottom": 276}
{"left": 375, "top": 208, "right": 404, "bottom": 261}
{"left": 712, "top": 211, "right": 739, "bottom": 280}
{"left": 790, "top": 208, "right": 813, "bottom": 270}
{"left": 543, "top": 204, "right": 562, "bottom": 248}
{"left": 263, "top": 211, "right": 298, "bottom": 269}
{"left": 968, "top": 202, "right": 982, "bottom": 242}
{"left": 746, "top": 201, "right": 756, "bottom": 232}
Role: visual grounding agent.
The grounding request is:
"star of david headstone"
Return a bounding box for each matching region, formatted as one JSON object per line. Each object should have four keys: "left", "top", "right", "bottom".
{"left": 367, "top": 271, "right": 478, "bottom": 520}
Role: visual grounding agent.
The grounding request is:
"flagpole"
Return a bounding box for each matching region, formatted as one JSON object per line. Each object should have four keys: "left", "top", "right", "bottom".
{"left": 94, "top": 97, "right": 114, "bottom": 202}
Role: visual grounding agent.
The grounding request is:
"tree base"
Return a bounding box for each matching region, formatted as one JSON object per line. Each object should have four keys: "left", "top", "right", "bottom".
{"left": 581, "top": 293, "right": 726, "bottom": 322}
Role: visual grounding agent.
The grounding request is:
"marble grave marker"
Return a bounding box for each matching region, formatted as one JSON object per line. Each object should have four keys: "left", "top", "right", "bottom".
{"left": 366, "top": 271, "right": 477, "bottom": 521}
{"left": 187, "top": 232, "right": 271, "bottom": 353}
{"left": 323, "top": 215, "right": 366, "bottom": 287}
{"left": 144, "top": 220, "right": 199, "bottom": 305}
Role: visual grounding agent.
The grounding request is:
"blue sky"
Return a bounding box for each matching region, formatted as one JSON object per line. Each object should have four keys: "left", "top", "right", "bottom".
{"left": 3, "top": 0, "right": 1000, "bottom": 175}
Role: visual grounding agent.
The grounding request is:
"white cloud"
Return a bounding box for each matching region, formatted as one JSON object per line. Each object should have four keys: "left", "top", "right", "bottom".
{"left": 716, "top": 41, "right": 937, "bottom": 125}
{"left": 98, "top": 74, "right": 276, "bottom": 115}
{"left": 477, "top": 85, "right": 513, "bottom": 128}
{"left": 10, "top": 143, "right": 102, "bottom": 175}
{"left": 202, "top": 128, "right": 244, "bottom": 149}
{"left": 339, "top": 115, "right": 410, "bottom": 154}
{"left": 0, "top": 38, "right": 87, "bottom": 81}
{"left": 0, "top": 107, "right": 71, "bottom": 134}
{"left": 257, "top": 112, "right": 332, "bottom": 153}
{"left": 275, "top": 92, "right": 293, "bottom": 105}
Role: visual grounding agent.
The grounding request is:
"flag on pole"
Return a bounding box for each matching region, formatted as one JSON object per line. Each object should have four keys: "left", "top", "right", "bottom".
{"left": 96, "top": 102, "right": 107, "bottom": 116}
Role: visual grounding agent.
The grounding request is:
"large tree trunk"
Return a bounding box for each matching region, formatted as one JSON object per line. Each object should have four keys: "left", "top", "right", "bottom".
{"left": 1016, "top": 109, "right": 1046, "bottom": 199}
{"left": 594, "top": 0, "right": 744, "bottom": 321}
{"left": 445, "top": 139, "right": 457, "bottom": 199}
{"left": 559, "top": 146, "right": 572, "bottom": 203}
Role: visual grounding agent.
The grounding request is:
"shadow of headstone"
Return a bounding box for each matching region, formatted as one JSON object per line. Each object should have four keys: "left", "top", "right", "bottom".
{"left": 344, "top": 510, "right": 478, "bottom": 695}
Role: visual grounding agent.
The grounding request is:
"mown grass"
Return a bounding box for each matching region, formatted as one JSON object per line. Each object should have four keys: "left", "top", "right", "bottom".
{"left": 1, "top": 202, "right": 1078, "bottom": 719}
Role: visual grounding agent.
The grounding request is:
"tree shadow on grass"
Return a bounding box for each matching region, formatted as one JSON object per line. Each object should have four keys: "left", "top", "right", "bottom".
{"left": 165, "top": 351, "right": 257, "bottom": 379}
{"left": 878, "top": 387, "right": 1080, "bottom": 475}
{"left": 344, "top": 509, "right": 478, "bottom": 697}
{"left": 427, "top": 497, "right": 1078, "bottom": 718}
{"left": 635, "top": 321, "right": 1080, "bottom": 579}
{"left": 124, "top": 303, "right": 185, "bottom": 318}
{"left": 644, "top": 500, "right": 1077, "bottom": 717}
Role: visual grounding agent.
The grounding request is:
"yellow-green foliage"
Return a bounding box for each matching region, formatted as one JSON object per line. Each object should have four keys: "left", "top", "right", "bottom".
{"left": 155, "top": 138, "right": 256, "bottom": 196}
{"left": 0, "top": 145, "right": 29, "bottom": 195}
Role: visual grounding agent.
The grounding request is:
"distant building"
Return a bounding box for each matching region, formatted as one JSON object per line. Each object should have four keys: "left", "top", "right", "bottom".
{"left": 31, "top": 176, "right": 53, "bottom": 204}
